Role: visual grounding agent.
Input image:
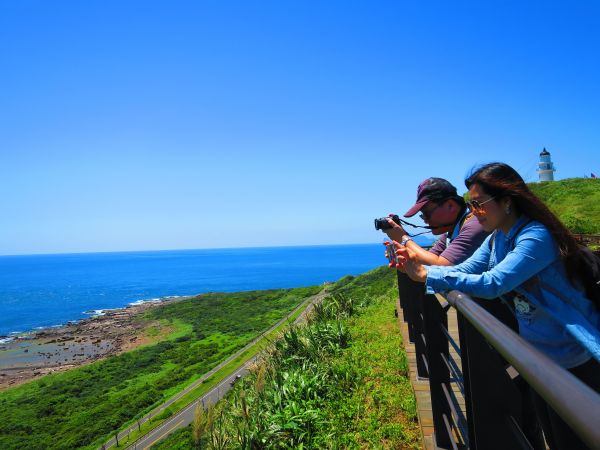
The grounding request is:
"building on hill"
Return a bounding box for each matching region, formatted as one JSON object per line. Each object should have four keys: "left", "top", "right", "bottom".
{"left": 537, "top": 147, "right": 556, "bottom": 181}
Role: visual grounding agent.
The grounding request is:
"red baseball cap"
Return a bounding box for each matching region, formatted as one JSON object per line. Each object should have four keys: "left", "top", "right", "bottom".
{"left": 404, "top": 178, "right": 459, "bottom": 217}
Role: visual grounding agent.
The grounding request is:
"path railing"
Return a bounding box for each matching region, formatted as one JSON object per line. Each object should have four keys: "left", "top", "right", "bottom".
{"left": 395, "top": 272, "right": 600, "bottom": 450}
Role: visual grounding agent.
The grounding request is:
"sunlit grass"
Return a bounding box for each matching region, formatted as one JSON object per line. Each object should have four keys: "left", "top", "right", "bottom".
{"left": 528, "top": 178, "right": 600, "bottom": 234}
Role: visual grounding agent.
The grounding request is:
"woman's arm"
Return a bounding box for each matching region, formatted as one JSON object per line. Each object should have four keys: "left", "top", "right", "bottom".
{"left": 426, "top": 225, "right": 558, "bottom": 298}
{"left": 395, "top": 235, "right": 492, "bottom": 282}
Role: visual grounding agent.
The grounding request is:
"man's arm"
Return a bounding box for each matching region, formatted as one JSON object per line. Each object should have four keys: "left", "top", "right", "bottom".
{"left": 437, "top": 218, "right": 490, "bottom": 265}
{"left": 383, "top": 217, "right": 453, "bottom": 266}
{"left": 382, "top": 218, "right": 407, "bottom": 242}
{"left": 403, "top": 237, "right": 453, "bottom": 266}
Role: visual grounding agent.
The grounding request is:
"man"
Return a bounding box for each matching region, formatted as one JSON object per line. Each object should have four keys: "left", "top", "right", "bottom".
{"left": 383, "top": 177, "right": 488, "bottom": 266}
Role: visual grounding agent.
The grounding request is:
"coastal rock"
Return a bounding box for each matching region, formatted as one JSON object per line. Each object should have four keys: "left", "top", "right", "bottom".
{"left": 0, "top": 298, "right": 176, "bottom": 389}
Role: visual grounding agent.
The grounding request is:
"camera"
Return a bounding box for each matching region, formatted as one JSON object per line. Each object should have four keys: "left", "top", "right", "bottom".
{"left": 374, "top": 214, "right": 401, "bottom": 230}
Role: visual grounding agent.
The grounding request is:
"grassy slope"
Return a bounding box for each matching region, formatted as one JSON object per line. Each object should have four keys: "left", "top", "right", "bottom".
{"left": 0, "top": 286, "right": 321, "bottom": 450}
{"left": 324, "top": 274, "right": 420, "bottom": 448}
{"left": 153, "top": 267, "right": 421, "bottom": 449}
{"left": 528, "top": 178, "right": 600, "bottom": 233}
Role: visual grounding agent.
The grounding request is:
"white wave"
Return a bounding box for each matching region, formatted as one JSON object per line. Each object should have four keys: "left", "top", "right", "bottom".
{"left": 128, "top": 297, "right": 164, "bottom": 306}
{"left": 128, "top": 300, "right": 146, "bottom": 306}
{"left": 83, "top": 309, "right": 106, "bottom": 316}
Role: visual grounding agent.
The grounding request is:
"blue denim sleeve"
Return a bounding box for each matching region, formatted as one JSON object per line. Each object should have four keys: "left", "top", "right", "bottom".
{"left": 425, "top": 225, "right": 558, "bottom": 299}
{"left": 425, "top": 235, "right": 492, "bottom": 294}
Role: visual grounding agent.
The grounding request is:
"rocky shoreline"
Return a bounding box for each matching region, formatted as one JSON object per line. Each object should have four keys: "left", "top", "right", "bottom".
{"left": 0, "top": 298, "right": 184, "bottom": 389}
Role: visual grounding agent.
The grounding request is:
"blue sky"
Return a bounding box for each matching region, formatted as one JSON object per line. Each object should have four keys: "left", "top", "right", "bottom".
{"left": 1, "top": 1, "right": 599, "bottom": 255}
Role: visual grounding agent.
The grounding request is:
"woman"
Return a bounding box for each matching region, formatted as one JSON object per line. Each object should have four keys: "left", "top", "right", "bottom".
{"left": 396, "top": 163, "right": 600, "bottom": 450}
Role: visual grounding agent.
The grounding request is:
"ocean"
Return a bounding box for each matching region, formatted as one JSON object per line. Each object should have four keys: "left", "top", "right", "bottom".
{"left": 0, "top": 241, "right": 431, "bottom": 338}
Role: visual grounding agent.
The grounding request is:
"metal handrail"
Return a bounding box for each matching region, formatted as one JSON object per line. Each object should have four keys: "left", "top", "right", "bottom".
{"left": 446, "top": 290, "right": 600, "bottom": 449}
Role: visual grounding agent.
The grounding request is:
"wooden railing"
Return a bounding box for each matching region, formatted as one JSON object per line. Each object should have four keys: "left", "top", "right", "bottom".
{"left": 396, "top": 272, "right": 600, "bottom": 450}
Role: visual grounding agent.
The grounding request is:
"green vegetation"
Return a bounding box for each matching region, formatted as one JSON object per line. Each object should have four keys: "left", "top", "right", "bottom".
{"left": 117, "top": 290, "right": 326, "bottom": 447}
{"left": 528, "top": 178, "right": 600, "bottom": 234}
{"left": 0, "top": 285, "right": 321, "bottom": 450}
{"left": 153, "top": 267, "right": 420, "bottom": 449}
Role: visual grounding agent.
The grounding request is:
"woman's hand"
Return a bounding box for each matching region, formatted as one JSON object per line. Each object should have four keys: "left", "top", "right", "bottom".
{"left": 383, "top": 241, "right": 405, "bottom": 271}
{"left": 395, "top": 244, "right": 428, "bottom": 282}
{"left": 383, "top": 241, "right": 394, "bottom": 268}
{"left": 382, "top": 240, "right": 406, "bottom": 272}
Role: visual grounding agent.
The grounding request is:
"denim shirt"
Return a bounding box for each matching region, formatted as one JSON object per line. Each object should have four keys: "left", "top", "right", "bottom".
{"left": 425, "top": 216, "right": 600, "bottom": 368}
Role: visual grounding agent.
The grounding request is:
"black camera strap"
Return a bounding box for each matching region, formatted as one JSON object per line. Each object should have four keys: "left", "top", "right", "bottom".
{"left": 398, "top": 217, "right": 459, "bottom": 238}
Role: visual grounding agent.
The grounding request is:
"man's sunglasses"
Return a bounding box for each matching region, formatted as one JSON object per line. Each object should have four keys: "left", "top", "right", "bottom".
{"left": 466, "top": 196, "right": 496, "bottom": 212}
{"left": 419, "top": 203, "right": 442, "bottom": 220}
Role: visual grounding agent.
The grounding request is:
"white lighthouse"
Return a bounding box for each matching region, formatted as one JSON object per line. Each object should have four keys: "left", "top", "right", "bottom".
{"left": 537, "top": 148, "right": 556, "bottom": 182}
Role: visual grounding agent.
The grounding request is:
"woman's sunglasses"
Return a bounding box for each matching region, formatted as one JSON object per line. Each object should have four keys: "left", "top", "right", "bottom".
{"left": 466, "top": 196, "right": 496, "bottom": 212}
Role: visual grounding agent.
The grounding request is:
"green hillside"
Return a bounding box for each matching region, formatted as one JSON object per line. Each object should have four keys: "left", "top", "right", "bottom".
{"left": 152, "top": 267, "right": 420, "bottom": 449}
{"left": 528, "top": 178, "right": 600, "bottom": 234}
{"left": 0, "top": 286, "right": 321, "bottom": 450}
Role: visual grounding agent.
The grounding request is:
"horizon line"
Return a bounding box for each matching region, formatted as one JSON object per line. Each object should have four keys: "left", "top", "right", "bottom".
{"left": 0, "top": 239, "right": 432, "bottom": 258}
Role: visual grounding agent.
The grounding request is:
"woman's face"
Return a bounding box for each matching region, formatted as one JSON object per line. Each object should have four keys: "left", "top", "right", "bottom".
{"left": 467, "top": 183, "right": 505, "bottom": 232}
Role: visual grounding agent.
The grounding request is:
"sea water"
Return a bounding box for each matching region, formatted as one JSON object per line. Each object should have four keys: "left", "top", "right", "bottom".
{"left": 0, "top": 240, "right": 432, "bottom": 338}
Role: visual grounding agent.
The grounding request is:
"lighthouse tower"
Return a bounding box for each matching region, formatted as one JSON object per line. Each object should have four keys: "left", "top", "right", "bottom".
{"left": 537, "top": 148, "right": 556, "bottom": 182}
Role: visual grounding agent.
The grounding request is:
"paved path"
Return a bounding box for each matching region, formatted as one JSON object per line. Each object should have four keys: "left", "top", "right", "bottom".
{"left": 100, "top": 288, "right": 330, "bottom": 450}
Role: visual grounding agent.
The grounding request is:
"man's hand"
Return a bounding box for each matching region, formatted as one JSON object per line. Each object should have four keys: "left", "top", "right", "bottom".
{"left": 382, "top": 216, "right": 408, "bottom": 242}
{"left": 395, "top": 244, "right": 428, "bottom": 282}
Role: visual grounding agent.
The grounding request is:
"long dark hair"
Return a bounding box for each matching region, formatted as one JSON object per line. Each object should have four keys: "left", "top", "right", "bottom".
{"left": 465, "top": 162, "right": 584, "bottom": 285}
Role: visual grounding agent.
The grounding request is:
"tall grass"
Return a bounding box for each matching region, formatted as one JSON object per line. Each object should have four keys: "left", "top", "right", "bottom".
{"left": 155, "top": 267, "right": 421, "bottom": 449}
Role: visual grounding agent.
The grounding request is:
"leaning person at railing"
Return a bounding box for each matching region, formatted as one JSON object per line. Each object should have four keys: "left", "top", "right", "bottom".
{"left": 382, "top": 177, "right": 546, "bottom": 450}
{"left": 384, "top": 179, "right": 544, "bottom": 449}
{"left": 396, "top": 162, "right": 600, "bottom": 450}
{"left": 382, "top": 177, "right": 490, "bottom": 266}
